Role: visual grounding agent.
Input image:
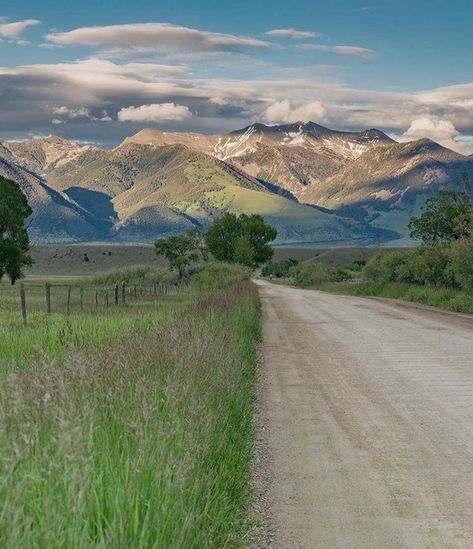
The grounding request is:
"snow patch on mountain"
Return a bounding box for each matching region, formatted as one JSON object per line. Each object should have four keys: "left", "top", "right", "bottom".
{"left": 213, "top": 125, "right": 257, "bottom": 160}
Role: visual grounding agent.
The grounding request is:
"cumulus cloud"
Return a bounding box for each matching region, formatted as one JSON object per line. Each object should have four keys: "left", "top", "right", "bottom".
{"left": 263, "top": 100, "right": 326, "bottom": 124}
{"left": 266, "top": 28, "right": 318, "bottom": 39}
{"left": 0, "top": 18, "right": 40, "bottom": 43}
{"left": 399, "top": 117, "right": 473, "bottom": 155}
{"left": 53, "top": 106, "right": 91, "bottom": 119}
{"left": 46, "top": 23, "right": 269, "bottom": 53}
{"left": 51, "top": 105, "right": 112, "bottom": 124}
{"left": 301, "top": 44, "right": 374, "bottom": 59}
{"left": 117, "top": 103, "right": 192, "bottom": 122}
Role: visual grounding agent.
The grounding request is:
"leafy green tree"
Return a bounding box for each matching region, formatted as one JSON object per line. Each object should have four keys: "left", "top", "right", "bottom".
{"left": 233, "top": 236, "right": 255, "bottom": 268}
{"left": 154, "top": 229, "right": 203, "bottom": 279}
{"left": 409, "top": 175, "right": 473, "bottom": 244}
{"left": 262, "top": 258, "right": 299, "bottom": 278}
{"left": 0, "top": 176, "right": 33, "bottom": 284}
{"left": 205, "top": 213, "right": 277, "bottom": 267}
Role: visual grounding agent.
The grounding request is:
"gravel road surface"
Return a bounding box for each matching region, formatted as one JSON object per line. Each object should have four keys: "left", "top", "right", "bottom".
{"left": 255, "top": 281, "right": 473, "bottom": 548}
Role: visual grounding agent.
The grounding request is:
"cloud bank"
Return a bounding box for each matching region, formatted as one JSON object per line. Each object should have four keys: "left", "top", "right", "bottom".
{"left": 46, "top": 23, "right": 269, "bottom": 52}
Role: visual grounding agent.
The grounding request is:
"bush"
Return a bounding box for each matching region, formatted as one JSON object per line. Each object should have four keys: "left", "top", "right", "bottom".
{"left": 262, "top": 258, "right": 298, "bottom": 279}
{"left": 289, "top": 262, "right": 349, "bottom": 288}
{"left": 363, "top": 246, "right": 455, "bottom": 287}
{"left": 449, "top": 237, "right": 473, "bottom": 290}
{"left": 190, "top": 262, "right": 252, "bottom": 290}
{"left": 91, "top": 265, "right": 178, "bottom": 287}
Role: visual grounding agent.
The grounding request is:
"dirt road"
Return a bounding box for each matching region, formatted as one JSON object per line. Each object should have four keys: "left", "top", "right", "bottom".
{"left": 255, "top": 281, "right": 473, "bottom": 548}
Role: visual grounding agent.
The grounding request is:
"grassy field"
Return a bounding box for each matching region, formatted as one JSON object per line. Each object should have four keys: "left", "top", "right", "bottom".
{"left": 28, "top": 244, "right": 401, "bottom": 277}
{"left": 0, "top": 268, "right": 260, "bottom": 547}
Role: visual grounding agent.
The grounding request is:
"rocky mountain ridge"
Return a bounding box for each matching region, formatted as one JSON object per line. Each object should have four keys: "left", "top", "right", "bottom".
{"left": 1, "top": 122, "right": 472, "bottom": 244}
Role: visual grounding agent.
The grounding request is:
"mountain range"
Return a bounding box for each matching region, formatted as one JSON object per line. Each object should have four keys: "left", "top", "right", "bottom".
{"left": 1, "top": 121, "right": 472, "bottom": 245}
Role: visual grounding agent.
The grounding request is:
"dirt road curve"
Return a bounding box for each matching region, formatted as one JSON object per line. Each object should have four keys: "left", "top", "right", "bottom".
{"left": 255, "top": 281, "right": 473, "bottom": 549}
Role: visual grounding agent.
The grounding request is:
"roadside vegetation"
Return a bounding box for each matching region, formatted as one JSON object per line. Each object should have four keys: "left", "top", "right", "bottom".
{"left": 0, "top": 181, "right": 276, "bottom": 548}
{"left": 263, "top": 172, "right": 473, "bottom": 314}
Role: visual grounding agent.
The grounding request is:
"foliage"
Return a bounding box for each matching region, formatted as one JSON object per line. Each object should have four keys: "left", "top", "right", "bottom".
{"left": 155, "top": 228, "right": 205, "bottom": 279}
{"left": 233, "top": 236, "right": 255, "bottom": 268}
{"left": 0, "top": 176, "right": 33, "bottom": 284}
{"left": 205, "top": 213, "right": 277, "bottom": 267}
{"left": 190, "top": 261, "right": 252, "bottom": 290}
{"left": 262, "top": 258, "right": 299, "bottom": 278}
{"left": 408, "top": 173, "right": 473, "bottom": 244}
{"left": 449, "top": 237, "right": 473, "bottom": 290}
{"left": 289, "top": 261, "right": 350, "bottom": 288}
{"left": 363, "top": 246, "right": 456, "bottom": 287}
{"left": 0, "top": 276, "right": 260, "bottom": 546}
{"left": 90, "top": 265, "right": 178, "bottom": 287}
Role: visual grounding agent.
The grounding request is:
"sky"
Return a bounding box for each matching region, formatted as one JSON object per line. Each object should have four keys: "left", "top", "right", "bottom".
{"left": 1, "top": 0, "right": 472, "bottom": 153}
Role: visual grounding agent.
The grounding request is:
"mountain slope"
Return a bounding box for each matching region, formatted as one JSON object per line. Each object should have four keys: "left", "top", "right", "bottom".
{"left": 0, "top": 157, "right": 108, "bottom": 242}
{"left": 3, "top": 122, "right": 471, "bottom": 244}
{"left": 0, "top": 137, "right": 392, "bottom": 244}
{"left": 123, "top": 123, "right": 395, "bottom": 200}
{"left": 315, "top": 139, "right": 473, "bottom": 237}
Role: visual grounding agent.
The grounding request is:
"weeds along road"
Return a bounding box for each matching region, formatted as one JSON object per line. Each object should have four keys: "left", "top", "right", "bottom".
{"left": 255, "top": 280, "right": 473, "bottom": 549}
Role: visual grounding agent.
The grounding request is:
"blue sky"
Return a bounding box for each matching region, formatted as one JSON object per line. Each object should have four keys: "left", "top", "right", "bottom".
{"left": 1, "top": 0, "right": 472, "bottom": 152}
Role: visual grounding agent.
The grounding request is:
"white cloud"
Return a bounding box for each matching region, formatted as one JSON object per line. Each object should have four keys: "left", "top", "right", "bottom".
{"left": 0, "top": 18, "right": 40, "bottom": 39}
{"left": 46, "top": 23, "right": 269, "bottom": 53}
{"left": 266, "top": 28, "right": 318, "bottom": 39}
{"left": 302, "top": 44, "right": 374, "bottom": 59}
{"left": 263, "top": 100, "right": 325, "bottom": 124}
{"left": 399, "top": 117, "right": 473, "bottom": 155}
{"left": 117, "top": 103, "right": 192, "bottom": 123}
{"left": 53, "top": 106, "right": 91, "bottom": 119}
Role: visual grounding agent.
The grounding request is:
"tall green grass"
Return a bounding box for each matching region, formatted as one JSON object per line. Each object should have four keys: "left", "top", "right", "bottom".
{"left": 0, "top": 273, "right": 261, "bottom": 547}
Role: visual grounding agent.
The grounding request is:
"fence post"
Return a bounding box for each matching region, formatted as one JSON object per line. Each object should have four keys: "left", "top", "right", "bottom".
{"left": 66, "top": 286, "right": 72, "bottom": 316}
{"left": 80, "top": 287, "right": 84, "bottom": 311}
{"left": 105, "top": 289, "right": 109, "bottom": 307}
{"left": 45, "top": 282, "right": 51, "bottom": 313}
{"left": 134, "top": 285, "right": 137, "bottom": 299}
{"left": 122, "top": 282, "right": 126, "bottom": 304}
{"left": 115, "top": 284, "right": 119, "bottom": 305}
{"left": 95, "top": 290, "right": 99, "bottom": 308}
{"left": 20, "top": 283, "right": 27, "bottom": 325}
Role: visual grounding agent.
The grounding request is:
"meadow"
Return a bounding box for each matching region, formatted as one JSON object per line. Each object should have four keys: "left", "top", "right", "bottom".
{"left": 0, "top": 263, "right": 260, "bottom": 547}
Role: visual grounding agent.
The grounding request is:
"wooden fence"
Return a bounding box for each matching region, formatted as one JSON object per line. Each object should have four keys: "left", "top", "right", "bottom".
{"left": 15, "top": 281, "right": 183, "bottom": 325}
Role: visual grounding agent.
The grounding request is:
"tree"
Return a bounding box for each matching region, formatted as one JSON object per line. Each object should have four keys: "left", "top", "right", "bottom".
{"left": 0, "top": 176, "right": 33, "bottom": 284}
{"left": 233, "top": 236, "right": 255, "bottom": 268}
{"left": 205, "top": 213, "right": 277, "bottom": 267}
{"left": 409, "top": 174, "right": 473, "bottom": 244}
{"left": 154, "top": 229, "right": 202, "bottom": 279}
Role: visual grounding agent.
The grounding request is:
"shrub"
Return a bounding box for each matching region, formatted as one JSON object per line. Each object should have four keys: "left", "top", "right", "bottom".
{"left": 190, "top": 262, "right": 252, "bottom": 290}
{"left": 289, "top": 262, "right": 349, "bottom": 288}
{"left": 363, "top": 251, "right": 413, "bottom": 284}
{"left": 363, "top": 246, "right": 455, "bottom": 287}
{"left": 91, "top": 265, "right": 178, "bottom": 287}
{"left": 449, "top": 237, "right": 473, "bottom": 290}
{"left": 262, "top": 258, "right": 298, "bottom": 279}
{"left": 399, "top": 245, "right": 454, "bottom": 287}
